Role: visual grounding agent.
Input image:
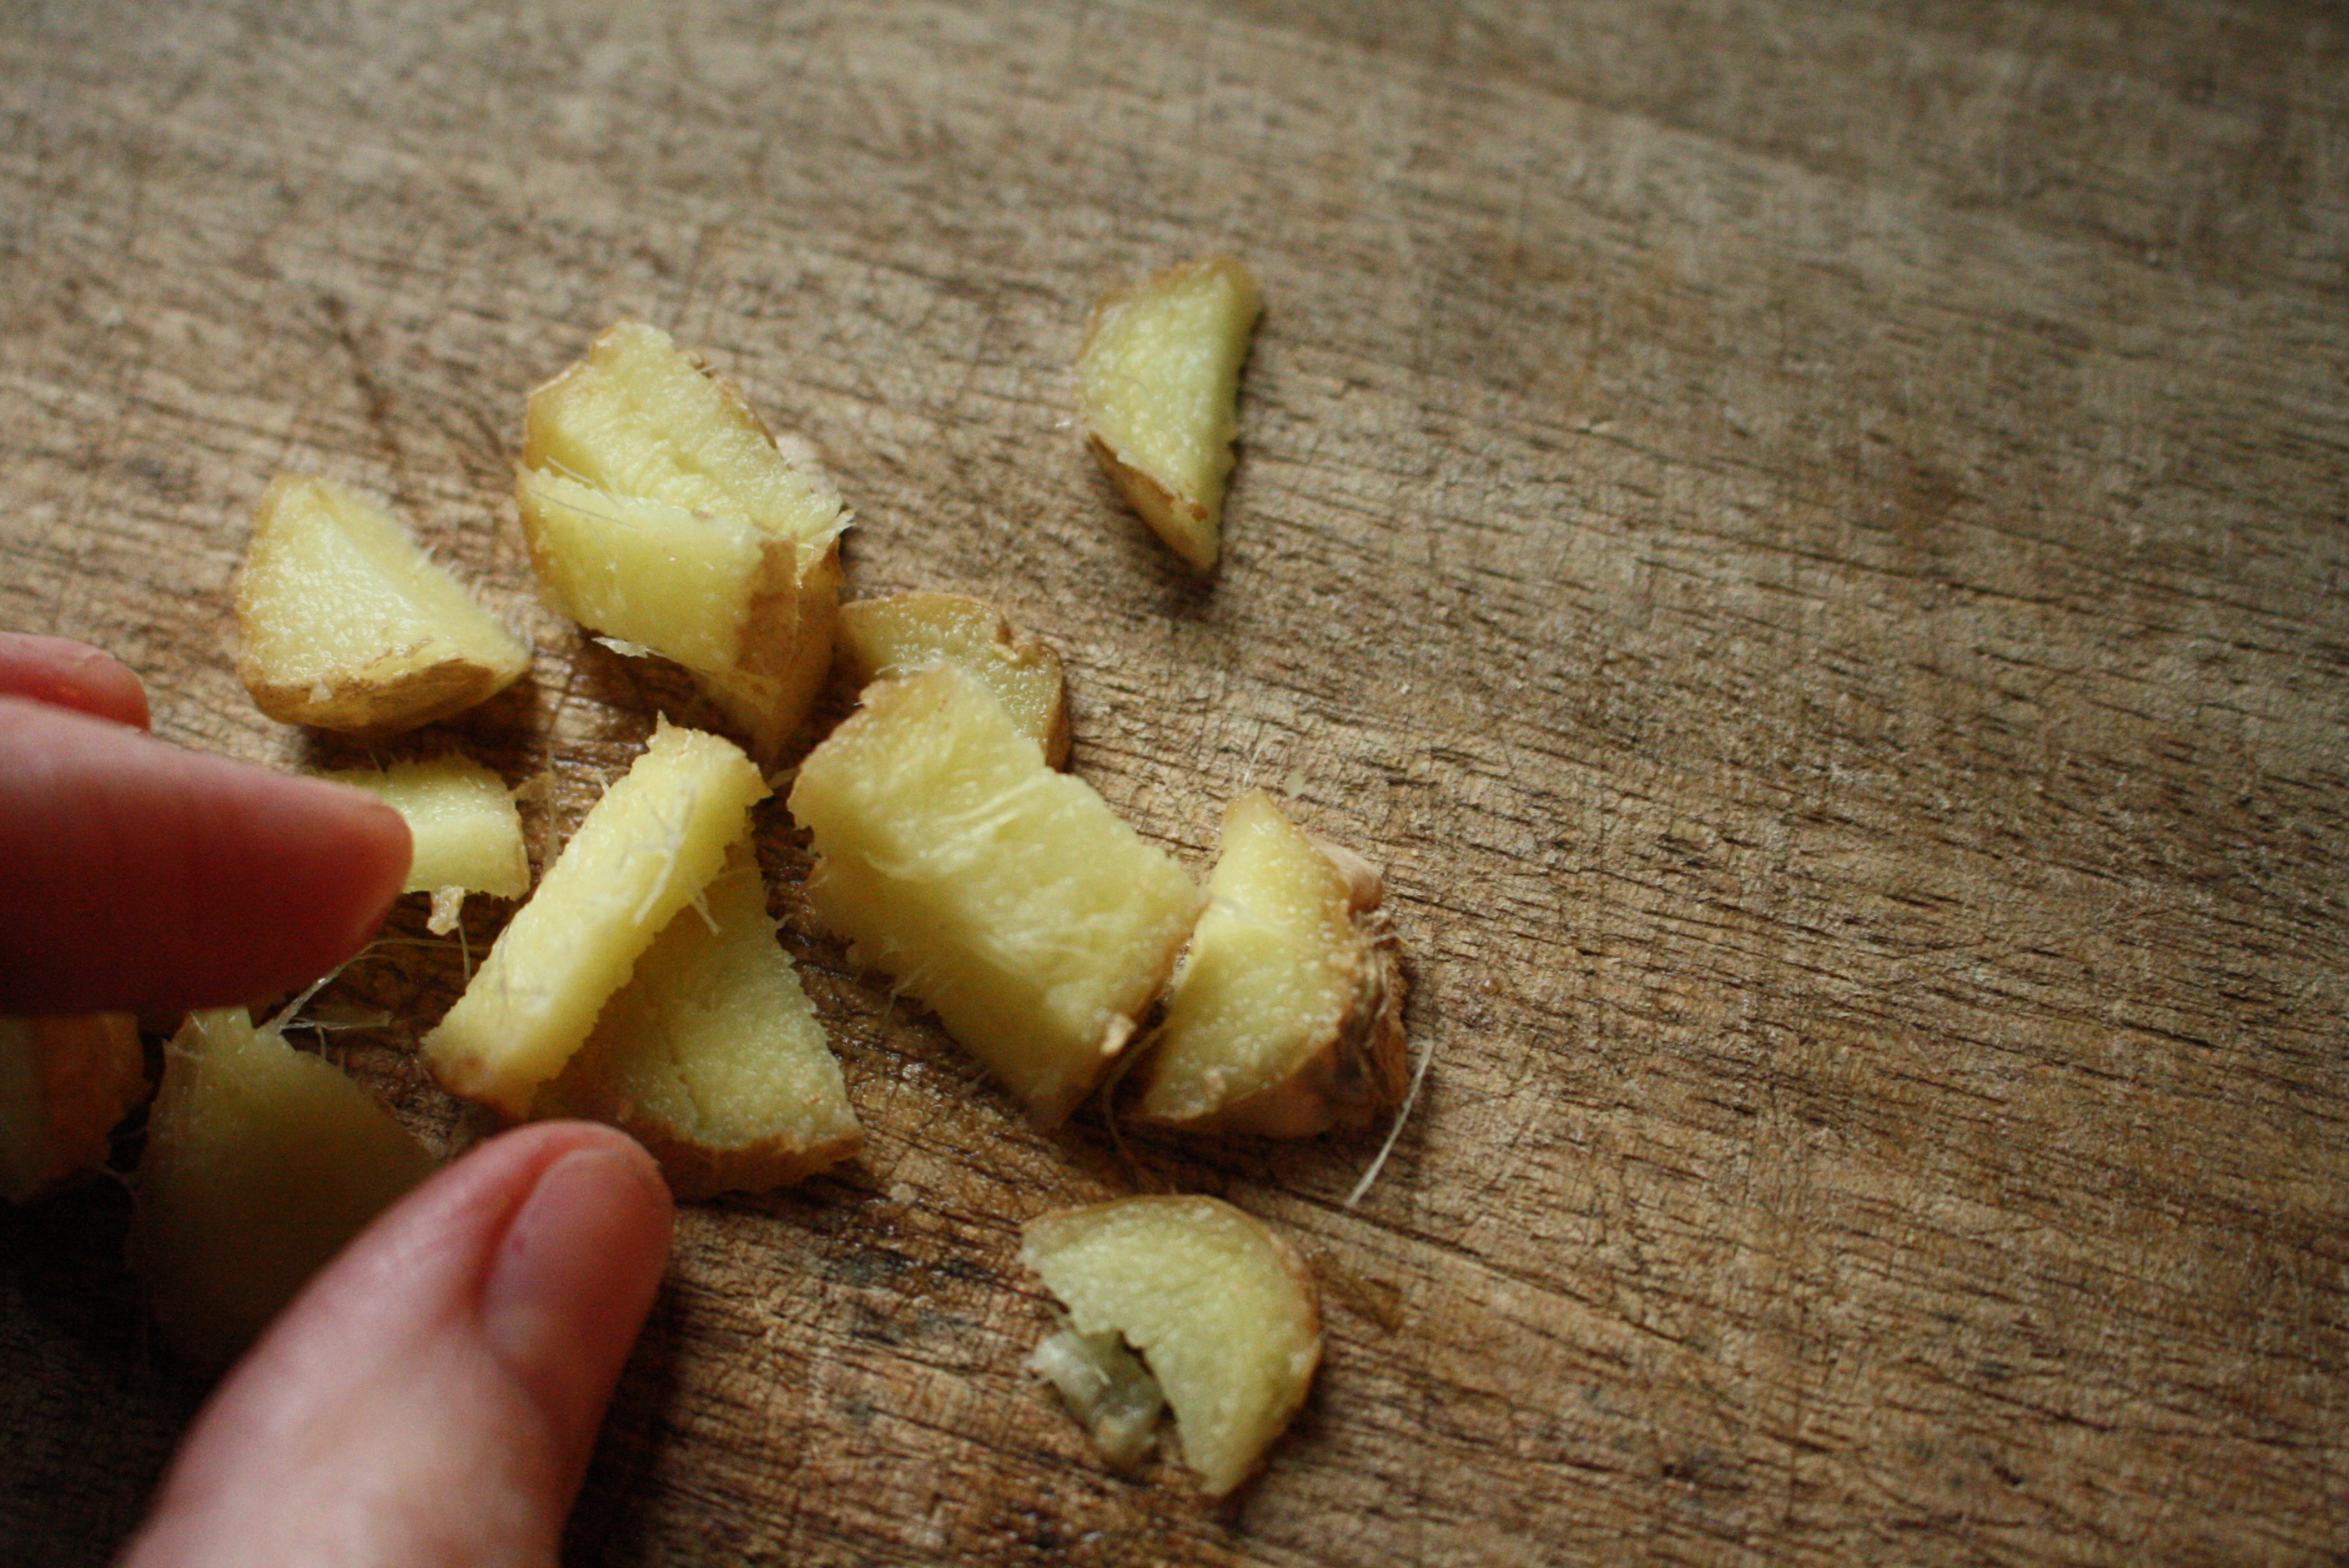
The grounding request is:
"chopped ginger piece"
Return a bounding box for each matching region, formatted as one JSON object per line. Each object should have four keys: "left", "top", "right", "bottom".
{"left": 1134, "top": 792, "right": 1406, "bottom": 1134}
{"left": 519, "top": 321, "right": 846, "bottom": 758}
{"left": 323, "top": 755, "right": 528, "bottom": 933}
{"left": 788, "top": 666, "right": 1202, "bottom": 1125}
{"left": 837, "top": 591, "right": 1071, "bottom": 768}
{"left": 235, "top": 475, "right": 531, "bottom": 733}
{"left": 425, "top": 721, "right": 767, "bottom": 1118}
{"left": 1023, "top": 1196, "right": 1320, "bottom": 1496}
{"left": 0, "top": 1013, "right": 143, "bottom": 1204}
{"left": 1077, "top": 257, "right": 1262, "bottom": 572}
{"left": 130, "top": 1008, "right": 433, "bottom": 1365}
{"left": 536, "top": 843, "right": 860, "bottom": 1198}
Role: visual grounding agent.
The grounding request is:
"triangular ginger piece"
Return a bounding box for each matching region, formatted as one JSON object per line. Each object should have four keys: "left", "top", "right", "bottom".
{"left": 130, "top": 1008, "right": 434, "bottom": 1366}
{"left": 236, "top": 475, "right": 531, "bottom": 734}
{"left": 536, "top": 843, "right": 859, "bottom": 1199}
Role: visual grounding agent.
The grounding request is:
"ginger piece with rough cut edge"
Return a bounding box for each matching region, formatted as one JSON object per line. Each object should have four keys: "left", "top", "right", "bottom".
{"left": 1022, "top": 1195, "right": 1320, "bottom": 1497}
{"left": 836, "top": 591, "right": 1072, "bottom": 768}
{"left": 425, "top": 720, "right": 767, "bottom": 1119}
{"left": 235, "top": 475, "right": 532, "bottom": 735}
{"left": 1026, "top": 1312, "right": 1167, "bottom": 1468}
{"left": 535, "top": 842, "right": 860, "bottom": 1199}
{"left": 787, "top": 666, "right": 1203, "bottom": 1127}
{"left": 518, "top": 320, "right": 848, "bottom": 761}
{"left": 0, "top": 1013, "right": 144, "bottom": 1204}
{"left": 129, "top": 1007, "right": 435, "bottom": 1366}
{"left": 1133, "top": 791, "right": 1406, "bottom": 1136}
{"left": 1077, "top": 256, "right": 1262, "bottom": 574}
{"left": 322, "top": 755, "right": 529, "bottom": 934}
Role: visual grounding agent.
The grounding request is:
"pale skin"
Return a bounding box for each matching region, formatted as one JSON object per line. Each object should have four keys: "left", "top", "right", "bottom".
{"left": 0, "top": 631, "right": 675, "bottom": 1568}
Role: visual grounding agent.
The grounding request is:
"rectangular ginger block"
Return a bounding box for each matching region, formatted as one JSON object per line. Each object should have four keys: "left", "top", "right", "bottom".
{"left": 787, "top": 666, "right": 1202, "bottom": 1125}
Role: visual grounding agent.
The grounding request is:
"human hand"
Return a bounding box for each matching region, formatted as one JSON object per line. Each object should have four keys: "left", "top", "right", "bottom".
{"left": 0, "top": 632, "right": 675, "bottom": 1567}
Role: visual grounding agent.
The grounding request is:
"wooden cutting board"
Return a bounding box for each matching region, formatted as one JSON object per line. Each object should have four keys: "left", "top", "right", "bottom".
{"left": 5, "top": 2, "right": 2346, "bottom": 1562}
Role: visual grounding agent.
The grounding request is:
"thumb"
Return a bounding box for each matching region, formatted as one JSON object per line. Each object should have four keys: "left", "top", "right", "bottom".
{"left": 119, "top": 1122, "right": 674, "bottom": 1568}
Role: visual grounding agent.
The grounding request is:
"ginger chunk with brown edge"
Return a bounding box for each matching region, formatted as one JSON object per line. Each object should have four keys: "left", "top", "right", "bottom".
{"left": 131, "top": 1008, "right": 435, "bottom": 1366}
{"left": 1022, "top": 1195, "right": 1320, "bottom": 1496}
{"left": 1133, "top": 790, "right": 1406, "bottom": 1135}
{"left": 837, "top": 591, "right": 1071, "bottom": 768}
{"left": 236, "top": 475, "right": 531, "bottom": 734}
{"left": 1077, "top": 257, "right": 1261, "bottom": 573}
{"left": 788, "top": 666, "right": 1202, "bottom": 1126}
{"left": 323, "top": 755, "right": 528, "bottom": 934}
{"left": 0, "top": 1013, "right": 143, "bottom": 1204}
{"left": 425, "top": 721, "right": 767, "bottom": 1118}
{"left": 519, "top": 320, "right": 847, "bottom": 760}
{"left": 536, "top": 843, "right": 859, "bottom": 1199}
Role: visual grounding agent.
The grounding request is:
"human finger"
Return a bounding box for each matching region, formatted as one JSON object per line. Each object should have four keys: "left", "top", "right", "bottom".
{"left": 0, "top": 631, "right": 150, "bottom": 728}
{"left": 0, "top": 698, "right": 410, "bottom": 1013}
{"left": 118, "top": 1121, "right": 675, "bottom": 1568}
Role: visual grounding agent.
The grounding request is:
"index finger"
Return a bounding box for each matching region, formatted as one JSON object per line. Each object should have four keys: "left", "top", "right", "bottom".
{"left": 0, "top": 698, "right": 411, "bottom": 1014}
{"left": 0, "top": 631, "right": 151, "bottom": 729}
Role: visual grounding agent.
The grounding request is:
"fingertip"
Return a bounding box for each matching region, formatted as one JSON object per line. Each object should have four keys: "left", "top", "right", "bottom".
{"left": 119, "top": 1123, "right": 674, "bottom": 1568}
{"left": 285, "top": 776, "right": 414, "bottom": 956}
{"left": 0, "top": 632, "right": 149, "bottom": 727}
{"left": 0, "top": 704, "right": 417, "bottom": 1013}
{"left": 481, "top": 1129, "right": 674, "bottom": 1459}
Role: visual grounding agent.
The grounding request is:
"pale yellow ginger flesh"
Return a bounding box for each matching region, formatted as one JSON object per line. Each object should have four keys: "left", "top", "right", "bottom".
{"left": 323, "top": 755, "right": 529, "bottom": 934}
{"left": 1134, "top": 791, "right": 1406, "bottom": 1135}
{"left": 425, "top": 721, "right": 767, "bottom": 1118}
{"left": 787, "top": 666, "right": 1204, "bottom": 1126}
{"left": 1022, "top": 1196, "right": 1320, "bottom": 1497}
{"left": 235, "top": 475, "right": 531, "bottom": 734}
{"left": 536, "top": 843, "right": 860, "bottom": 1199}
{"left": 519, "top": 320, "right": 848, "bottom": 758}
{"left": 130, "top": 1008, "right": 434, "bottom": 1366}
{"left": 0, "top": 1013, "right": 143, "bottom": 1204}
{"left": 1026, "top": 1314, "right": 1167, "bottom": 1467}
{"left": 837, "top": 591, "right": 1072, "bottom": 768}
{"left": 1077, "top": 256, "right": 1262, "bottom": 573}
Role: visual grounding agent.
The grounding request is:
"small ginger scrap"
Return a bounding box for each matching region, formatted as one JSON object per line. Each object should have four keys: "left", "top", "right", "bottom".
{"left": 323, "top": 754, "right": 529, "bottom": 933}
{"left": 0, "top": 1013, "right": 143, "bottom": 1204}
{"left": 1026, "top": 1313, "right": 1168, "bottom": 1467}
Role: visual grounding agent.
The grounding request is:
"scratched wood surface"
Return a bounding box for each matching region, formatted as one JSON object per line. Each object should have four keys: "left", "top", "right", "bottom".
{"left": 4, "top": 1, "right": 2347, "bottom": 1563}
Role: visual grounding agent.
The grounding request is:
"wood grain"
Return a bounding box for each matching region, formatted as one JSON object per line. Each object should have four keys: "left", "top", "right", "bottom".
{"left": 4, "top": 1, "right": 2346, "bottom": 1562}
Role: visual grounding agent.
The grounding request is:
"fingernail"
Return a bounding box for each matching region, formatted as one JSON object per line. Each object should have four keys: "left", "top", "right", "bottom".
{"left": 54, "top": 645, "right": 150, "bottom": 727}
{"left": 482, "top": 1143, "right": 674, "bottom": 1439}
